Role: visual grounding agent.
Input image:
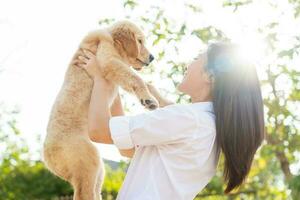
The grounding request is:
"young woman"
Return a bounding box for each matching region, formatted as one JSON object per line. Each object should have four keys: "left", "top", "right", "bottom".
{"left": 76, "top": 42, "right": 265, "bottom": 199}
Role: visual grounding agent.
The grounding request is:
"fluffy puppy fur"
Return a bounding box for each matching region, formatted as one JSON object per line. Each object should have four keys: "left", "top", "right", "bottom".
{"left": 43, "top": 20, "right": 163, "bottom": 200}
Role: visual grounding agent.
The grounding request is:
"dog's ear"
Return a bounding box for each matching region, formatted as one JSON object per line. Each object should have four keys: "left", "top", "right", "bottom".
{"left": 112, "top": 27, "right": 138, "bottom": 58}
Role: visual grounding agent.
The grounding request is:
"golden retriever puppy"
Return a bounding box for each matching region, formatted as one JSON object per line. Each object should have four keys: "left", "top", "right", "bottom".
{"left": 43, "top": 20, "right": 158, "bottom": 200}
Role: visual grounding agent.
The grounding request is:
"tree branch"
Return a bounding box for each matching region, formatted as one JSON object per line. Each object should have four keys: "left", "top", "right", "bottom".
{"left": 265, "top": 66, "right": 293, "bottom": 182}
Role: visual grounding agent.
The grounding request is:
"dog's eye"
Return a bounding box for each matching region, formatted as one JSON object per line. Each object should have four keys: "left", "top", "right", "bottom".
{"left": 138, "top": 39, "right": 142, "bottom": 44}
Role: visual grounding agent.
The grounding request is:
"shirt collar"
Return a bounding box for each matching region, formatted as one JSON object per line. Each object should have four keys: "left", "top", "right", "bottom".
{"left": 190, "top": 101, "right": 214, "bottom": 113}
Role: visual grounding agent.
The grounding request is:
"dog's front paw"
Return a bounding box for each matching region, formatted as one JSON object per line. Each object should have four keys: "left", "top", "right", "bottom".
{"left": 140, "top": 98, "right": 158, "bottom": 110}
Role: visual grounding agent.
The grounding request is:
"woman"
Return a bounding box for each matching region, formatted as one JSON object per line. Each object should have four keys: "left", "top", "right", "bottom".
{"left": 76, "top": 42, "right": 265, "bottom": 199}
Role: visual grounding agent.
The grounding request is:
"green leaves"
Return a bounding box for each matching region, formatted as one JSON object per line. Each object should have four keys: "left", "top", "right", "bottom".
{"left": 123, "top": 0, "right": 138, "bottom": 10}
{"left": 192, "top": 27, "right": 228, "bottom": 44}
{"left": 223, "top": 0, "right": 252, "bottom": 12}
{"left": 289, "top": 175, "right": 300, "bottom": 199}
{"left": 102, "top": 162, "right": 127, "bottom": 200}
{"left": 289, "top": 0, "right": 300, "bottom": 17}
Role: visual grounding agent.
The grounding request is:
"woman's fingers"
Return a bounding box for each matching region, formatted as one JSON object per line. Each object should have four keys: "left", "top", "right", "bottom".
{"left": 72, "top": 59, "right": 80, "bottom": 66}
{"left": 73, "top": 59, "right": 87, "bottom": 69}
{"left": 78, "top": 56, "right": 89, "bottom": 63}
{"left": 73, "top": 49, "right": 96, "bottom": 71}
{"left": 83, "top": 49, "right": 95, "bottom": 59}
{"left": 74, "top": 62, "right": 85, "bottom": 68}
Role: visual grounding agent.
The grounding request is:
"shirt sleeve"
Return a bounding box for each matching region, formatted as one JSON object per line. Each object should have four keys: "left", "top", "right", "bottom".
{"left": 109, "top": 105, "right": 198, "bottom": 149}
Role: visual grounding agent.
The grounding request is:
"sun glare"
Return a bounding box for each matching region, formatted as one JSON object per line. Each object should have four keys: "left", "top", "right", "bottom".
{"left": 236, "top": 36, "right": 267, "bottom": 64}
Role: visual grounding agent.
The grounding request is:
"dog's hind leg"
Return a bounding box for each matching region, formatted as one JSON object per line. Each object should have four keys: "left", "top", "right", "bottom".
{"left": 69, "top": 140, "right": 101, "bottom": 200}
{"left": 72, "top": 173, "right": 98, "bottom": 200}
{"left": 95, "top": 170, "right": 105, "bottom": 200}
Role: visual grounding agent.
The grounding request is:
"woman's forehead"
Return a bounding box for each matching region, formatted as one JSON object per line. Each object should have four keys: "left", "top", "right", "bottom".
{"left": 197, "top": 52, "right": 208, "bottom": 64}
{"left": 198, "top": 51, "right": 207, "bottom": 58}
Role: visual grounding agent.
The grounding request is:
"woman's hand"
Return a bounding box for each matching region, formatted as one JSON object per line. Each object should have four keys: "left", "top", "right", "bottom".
{"left": 76, "top": 49, "right": 116, "bottom": 95}
{"left": 76, "top": 49, "right": 103, "bottom": 79}
{"left": 119, "top": 148, "right": 135, "bottom": 158}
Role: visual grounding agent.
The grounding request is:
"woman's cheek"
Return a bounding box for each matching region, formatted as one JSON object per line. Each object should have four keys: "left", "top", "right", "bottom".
{"left": 177, "top": 73, "right": 190, "bottom": 93}
{"left": 177, "top": 79, "right": 184, "bottom": 93}
{"left": 178, "top": 62, "right": 194, "bottom": 94}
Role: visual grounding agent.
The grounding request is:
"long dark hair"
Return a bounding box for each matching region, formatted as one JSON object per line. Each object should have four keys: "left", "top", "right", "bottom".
{"left": 205, "top": 42, "right": 265, "bottom": 193}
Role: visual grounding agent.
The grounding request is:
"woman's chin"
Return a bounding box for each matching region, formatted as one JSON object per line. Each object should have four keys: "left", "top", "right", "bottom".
{"left": 177, "top": 83, "right": 185, "bottom": 93}
{"left": 177, "top": 84, "right": 191, "bottom": 97}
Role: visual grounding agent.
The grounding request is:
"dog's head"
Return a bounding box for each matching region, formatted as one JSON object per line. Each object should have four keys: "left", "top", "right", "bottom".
{"left": 111, "top": 20, "right": 154, "bottom": 70}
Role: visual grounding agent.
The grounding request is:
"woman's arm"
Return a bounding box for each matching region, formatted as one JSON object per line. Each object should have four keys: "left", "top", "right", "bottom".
{"left": 110, "top": 94, "right": 124, "bottom": 116}
{"left": 77, "top": 50, "right": 135, "bottom": 157}
{"left": 76, "top": 50, "right": 115, "bottom": 144}
{"left": 118, "top": 148, "right": 135, "bottom": 158}
{"left": 89, "top": 77, "right": 135, "bottom": 157}
{"left": 88, "top": 77, "right": 115, "bottom": 144}
{"left": 90, "top": 77, "right": 135, "bottom": 157}
{"left": 111, "top": 94, "right": 135, "bottom": 158}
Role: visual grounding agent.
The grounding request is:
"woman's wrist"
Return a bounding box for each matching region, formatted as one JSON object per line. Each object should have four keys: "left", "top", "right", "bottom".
{"left": 93, "top": 78, "right": 117, "bottom": 104}
{"left": 94, "top": 76, "right": 105, "bottom": 83}
{"left": 93, "top": 78, "right": 110, "bottom": 92}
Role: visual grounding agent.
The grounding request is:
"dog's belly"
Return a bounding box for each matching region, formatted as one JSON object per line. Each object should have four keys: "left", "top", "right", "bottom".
{"left": 46, "top": 67, "right": 93, "bottom": 136}
{"left": 43, "top": 66, "right": 100, "bottom": 179}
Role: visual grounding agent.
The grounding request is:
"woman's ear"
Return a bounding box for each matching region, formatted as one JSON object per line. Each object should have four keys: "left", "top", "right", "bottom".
{"left": 203, "top": 71, "right": 214, "bottom": 85}
{"left": 112, "top": 28, "right": 138, "bottom": 58}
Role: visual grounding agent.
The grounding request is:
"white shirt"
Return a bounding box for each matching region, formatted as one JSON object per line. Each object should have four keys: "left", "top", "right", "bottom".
{"left": 109, "top": 102, "right": 219, "bottom": 200}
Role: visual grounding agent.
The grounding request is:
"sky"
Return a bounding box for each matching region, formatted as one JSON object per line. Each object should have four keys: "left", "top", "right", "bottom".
{"left": 0, "top": 0, "right": 299, "bottom": 163}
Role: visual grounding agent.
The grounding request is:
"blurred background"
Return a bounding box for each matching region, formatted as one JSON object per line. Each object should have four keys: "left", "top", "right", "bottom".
{"left": 0, "top": 0, "right": 299, "bottom": 199}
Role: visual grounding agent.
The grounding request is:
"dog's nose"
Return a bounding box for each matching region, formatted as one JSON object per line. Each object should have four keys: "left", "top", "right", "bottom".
{"left": 149, "top": 54, "right": 154, "bottom": 63}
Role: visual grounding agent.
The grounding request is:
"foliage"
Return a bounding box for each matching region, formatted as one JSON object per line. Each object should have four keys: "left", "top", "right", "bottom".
{"left": 0, "top": 107, "right": 125, "bottom": 200}
{"left": 0, "top": 107, "right": 71, "bottom": 200}
{"left": 102, "top": 162, "right": 127, "bottom": 200}
{"left": 0, "top": 160, "right": 72, "bottom": 200}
